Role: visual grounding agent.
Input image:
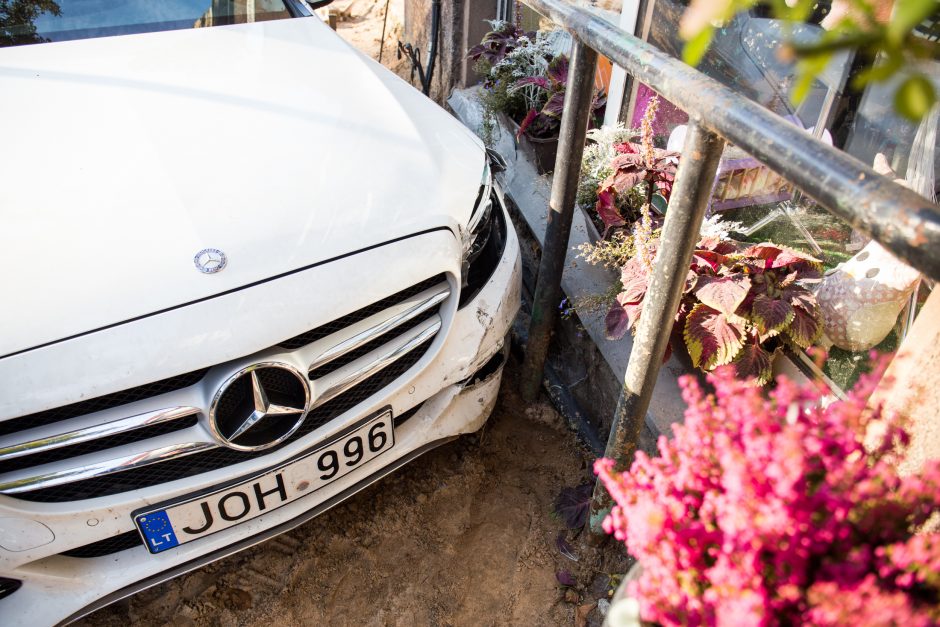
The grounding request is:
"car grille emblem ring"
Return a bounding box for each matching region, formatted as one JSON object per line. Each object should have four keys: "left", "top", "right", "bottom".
{"left": 208, "top": 363, "right": 311, "bottom": 451}
{"left": 194, "top": 248, "right": 227, "bottom": 274}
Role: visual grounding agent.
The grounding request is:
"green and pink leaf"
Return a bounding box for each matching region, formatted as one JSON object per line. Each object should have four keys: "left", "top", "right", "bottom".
{"left": 694, "top": 274, "right": 751, "bottom": 316}
{"left": 750, "top": 294, "right": 794, "bottom": 336}
{"left": 733, "top": 343, "right": 774, "bottom": 386}
{"left": 683, "top": 303, "right": 746, "bottom": 371}
{"left": 787, "top": 305, "right": 822, "bottom": 348}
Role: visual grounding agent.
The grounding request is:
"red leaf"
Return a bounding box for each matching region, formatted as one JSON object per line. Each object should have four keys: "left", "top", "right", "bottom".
{"left": 613, "top": 142, "right": 638, "bottom": 154}
{"left": 619, "top": 257, "right": 650, "bottom": 304}
{"left": 786, "top": 287, "right": 818, "bottom": 314}
{"left": 741, "top": 243, "right": 821, "bottom": 270}
{"left": 605, "top": 300, "right": 642, "bottom": 340}
{"left": 516, "top": 109, "right": 539, "bottom": 139}
{"left": 690, "top": 249, "right": 730, "bottom": 272}
{"left": 777, "top": 270, "right": 798, "bottom": 288}
{"left": 595, "top": 189, "right": 626, "bottom": 230}
{"left": 662, "top": 340, "right": 673, "bottom": 363}
{"left": 733, "top": 343, "right": 774, "bottom": 385}
{"left": 694, "top": 274, "right": 751, "bottom": 316}
{"left": 695, "top": 235, "right": 736, "bottom": 255}
{"left": 542, "top": 91, "right": 566, "bottom": 118}
{"left": 696, "top": 236, "right": 721, "bottom": 251}
{"left": 605, "top": 305, "right": 630, "bottom": 340}
{"left": 750, "top": 294, "right": 794, "bottom": 336}
{"left": 603, "top": 153, "right": 647, "bottom": 193}
{"left": 546, "top": 55, "right": 569, "bottom": 85}
{"left": 769, "top": 246, "right": 822, "bottom": 269}
{"left": 741, "top": 242, "right": 783, "bottom": 261}
{"left": 713, "top": 240, "right": 738, "bottom": 255}
{"left": 683, "top": 304, "right": 746, "bottom": 371}
{"left": 787, "top": 304, "right": 822, "bottom": 348}
{"left": 513, "top": 76, "right": 551, "bottom": 91}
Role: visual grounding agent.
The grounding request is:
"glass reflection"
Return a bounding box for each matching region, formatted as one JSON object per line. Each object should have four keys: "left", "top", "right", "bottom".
{"left": 1, "top": 0, "right": 292, "bottom": 46}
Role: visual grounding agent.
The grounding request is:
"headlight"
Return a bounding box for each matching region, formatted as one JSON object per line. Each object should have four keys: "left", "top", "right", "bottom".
{"left": 462, "top": 162, "right": 495, "bottom": 284}
{"left": 459, "top": 160, "right": 507, "bottom": 308}
{"left": 467, "top": 161, "right": 493, "bottom": 236}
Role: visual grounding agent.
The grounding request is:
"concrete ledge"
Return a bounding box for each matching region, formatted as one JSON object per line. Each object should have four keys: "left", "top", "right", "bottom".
{"left": 450, "top": 87, "right": 691, "bottom": 443}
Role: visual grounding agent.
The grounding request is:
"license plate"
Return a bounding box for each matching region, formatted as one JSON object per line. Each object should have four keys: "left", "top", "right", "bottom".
{"left": 134, "top": 411, "right": 394, "bottom": 554}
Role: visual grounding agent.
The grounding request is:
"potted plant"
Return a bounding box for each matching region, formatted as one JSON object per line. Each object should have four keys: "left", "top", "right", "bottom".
{"left": 577, "top": 96, "right": 676, "bottom": 239}
{"left": 602, "top": 236, "right": 824, "bottom": 385}
{"left": 596, "top": 360, "right": 940, "bottom": 625}
{"left": 468, "top": 21, "right": 605, "bottom": 174}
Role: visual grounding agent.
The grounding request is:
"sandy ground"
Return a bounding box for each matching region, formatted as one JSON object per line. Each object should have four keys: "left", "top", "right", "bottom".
{"left": 318, "top": 0, "right": 412, "bottom": 82}
{"left": 80, "top": 362, "right": 627, "bottom": 626}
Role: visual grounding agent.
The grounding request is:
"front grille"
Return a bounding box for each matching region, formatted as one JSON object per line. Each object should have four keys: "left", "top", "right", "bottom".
{"left": 60, "top": 400, "right": 431, "bottom": 559}
{"left": 21, "top": 339, "right": 431, "bottom": 503}
{"left": 0, "top": 369, "right": 208, "bottom": 438}
{"left": 1, "top": 272, "right": 450, "bottom": 503}
{"left": 61, "top": 530, "right": 143, "bottom": 559}
{"left": 0, "top": 416, "right": 198, "bottom": 476}
{"left": 0, "top": 577, "right": 21, "bottom": 601}
{"left": 278, "top": 274, "right": 446, "bottom": 350}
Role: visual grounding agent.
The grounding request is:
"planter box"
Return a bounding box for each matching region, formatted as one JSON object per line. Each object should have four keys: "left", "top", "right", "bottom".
{"left": 450, "top": 86, "right": 692, "bottom": 449}
{"left": 499, "top": 112, "right": 559, "bottom": 175}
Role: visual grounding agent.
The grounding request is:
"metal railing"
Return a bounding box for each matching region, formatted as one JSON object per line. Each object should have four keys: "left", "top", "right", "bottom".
{"left": 514, "top": 0, "right": 940, "bottom": 536}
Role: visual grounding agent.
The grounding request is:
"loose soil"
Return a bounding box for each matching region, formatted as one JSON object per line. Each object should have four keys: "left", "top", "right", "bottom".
{"left": 80, "top": 361, "right": 627, "bottom": 626}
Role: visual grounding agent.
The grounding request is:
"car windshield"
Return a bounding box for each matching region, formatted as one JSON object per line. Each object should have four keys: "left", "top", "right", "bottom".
{"left": 0, "top": 0, "right": 295, "bottom": 47}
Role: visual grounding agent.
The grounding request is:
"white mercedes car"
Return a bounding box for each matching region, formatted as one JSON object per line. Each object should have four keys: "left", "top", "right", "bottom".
{"left": 0, "top": 1, "right": 520, "bottom": 624}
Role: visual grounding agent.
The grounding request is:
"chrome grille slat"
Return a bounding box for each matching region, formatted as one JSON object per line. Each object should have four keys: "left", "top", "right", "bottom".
{"left": 313, "top": 316, "right": 442, "bottom": 406}
{"left": 0, "top": 407, "right": 200, "bottom": 461}
{"left": 0, "top": 275, "right": 448, "bottom": 500}
{"left": 307, "top": 283, "right": 448, "bottom": 372}
{"left": 0, "top": 436, "right": 216, "bottom": 494}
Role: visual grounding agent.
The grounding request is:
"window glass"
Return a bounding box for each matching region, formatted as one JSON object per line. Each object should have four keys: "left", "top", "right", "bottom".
{"left": 632, "top": 0, "right": 938, "bottom": 391}
{"left": 1, "top": 0, "right": 293, "bottom": 47}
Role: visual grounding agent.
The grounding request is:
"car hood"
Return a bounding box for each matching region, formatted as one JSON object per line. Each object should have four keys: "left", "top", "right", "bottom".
{"left": 0, "top": 16, "right": 484, "bottom": 358}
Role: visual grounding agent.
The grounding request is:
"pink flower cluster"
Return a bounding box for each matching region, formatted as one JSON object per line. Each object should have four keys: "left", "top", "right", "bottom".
{"left": 595, "top": 361, "right": 940, "bottom": 626}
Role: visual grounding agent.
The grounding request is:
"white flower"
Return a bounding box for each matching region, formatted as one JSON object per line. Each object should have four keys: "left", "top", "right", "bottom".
{"left": 582, "top": 123, "right": 638, "bottom": 180}
{"left": 699, "top": 214, "right": 743, "bottom": 239}
{"left": 606, "top": 597, "right": 642, "bottom": 627}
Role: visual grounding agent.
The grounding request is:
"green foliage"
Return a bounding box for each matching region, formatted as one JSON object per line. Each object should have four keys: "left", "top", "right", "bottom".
{"left": 0, "top": 0, "right": 60, "bottom": 46}
{"left": 895, "top": 73, "right": 937, "bottom": 120}
{"left": 679, "top": 0, "right": 939, "bottom": 122}
{"left": 605, "top": 239, "right": 824, "bottom": 385}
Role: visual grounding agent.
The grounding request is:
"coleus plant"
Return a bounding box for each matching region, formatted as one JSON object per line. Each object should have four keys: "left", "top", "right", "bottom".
{"left": 594, "top": 142, "right": 678, "bottom": 233}
{"left": 605, "top": 238, "right": 824, "bottom": 384}
{"left": 511, "top": 56, "right": 607, "bottom": 141}
{"left": 466, "top": 21, "right": 530, "bottom": 67}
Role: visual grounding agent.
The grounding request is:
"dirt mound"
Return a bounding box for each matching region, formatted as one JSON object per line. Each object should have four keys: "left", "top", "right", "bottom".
{"left": 81, "top": 362, "right": 627, "bottom": 626}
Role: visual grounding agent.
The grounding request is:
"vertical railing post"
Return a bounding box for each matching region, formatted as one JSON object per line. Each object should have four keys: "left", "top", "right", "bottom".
{"left": 587, "top": 121, "right": 725, "bottom": 536}
{"left": 520, "top": 38, "right": 598, "bottom": 401}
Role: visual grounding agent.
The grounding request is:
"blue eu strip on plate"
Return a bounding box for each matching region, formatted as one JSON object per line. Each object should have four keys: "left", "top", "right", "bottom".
{"left": 136, "top": 510, "right": 179, "bottom": 553}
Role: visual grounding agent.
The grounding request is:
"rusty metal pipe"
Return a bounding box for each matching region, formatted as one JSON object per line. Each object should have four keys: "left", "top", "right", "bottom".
{"left": 521, "top": 0, "right": 940, "bottom": 282}
{"left": 520, "top": 39, "right": 599, "bottom": 401}
{"left": 587, "top": 122, "right": 725, "bottom": 536}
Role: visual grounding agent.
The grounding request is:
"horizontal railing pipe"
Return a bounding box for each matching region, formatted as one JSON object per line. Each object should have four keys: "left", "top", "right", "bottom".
{"left": 522, "top": 0, "right": 940, "bottom": 281}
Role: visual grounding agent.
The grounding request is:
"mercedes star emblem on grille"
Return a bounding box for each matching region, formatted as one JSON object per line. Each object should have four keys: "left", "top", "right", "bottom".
{"left": 208, "top": 363, "right": 311, "bottom": 451}
{"left": 194, "top": 248, "right": 227, "bottom": 274}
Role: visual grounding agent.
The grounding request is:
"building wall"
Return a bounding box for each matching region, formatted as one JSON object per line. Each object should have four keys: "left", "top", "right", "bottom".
{"left": 402, "top": 0, "right": 498, "bottom": 103}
